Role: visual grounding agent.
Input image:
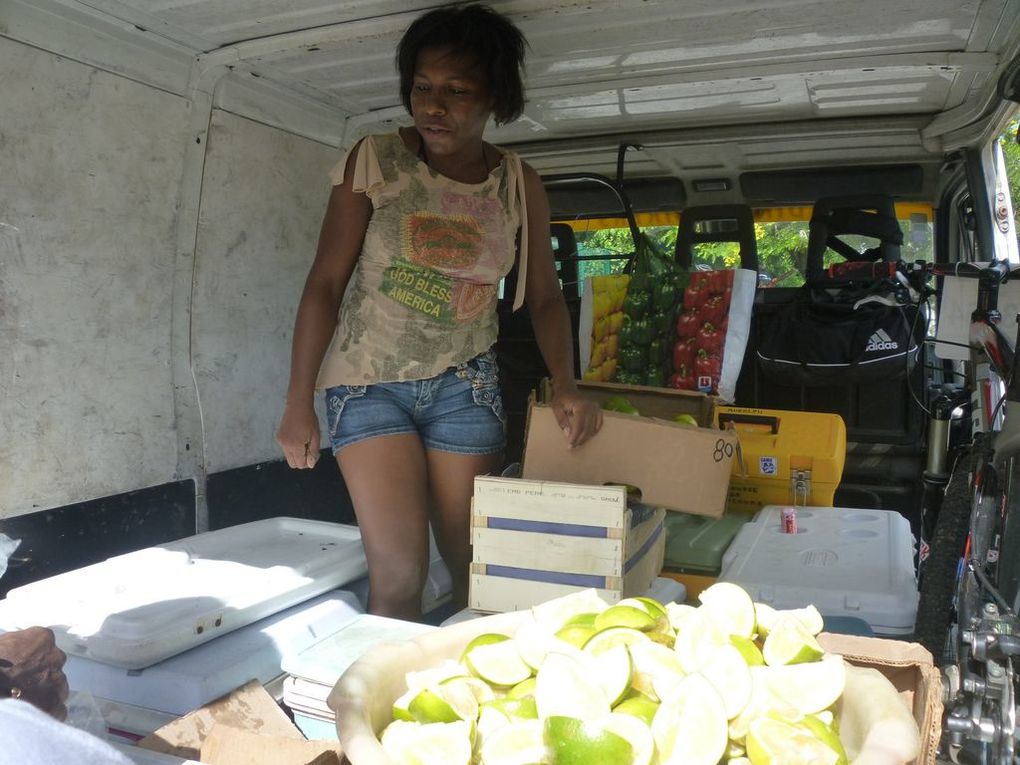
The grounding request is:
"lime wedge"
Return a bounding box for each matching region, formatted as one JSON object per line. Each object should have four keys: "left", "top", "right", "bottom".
{"left": 464, "top": 634, "right": 533, "bottom": 688}
{"left": 485, "top": 695, "right": 539, "bottom": 720}
{"left": 555, "top": 623, "right": 598, "bottom": 648}
{"left": 583, "top": 626, "right": 651, "bottom": 656}
{"left": 698, "top": 582, "right": 756, "bottom": 639}
{"left": 730, "top": 635, "right": 765, "bottom": 666}
{"left": 699, "top": 643, "right": 753, "bottom": 719}
{"left": 514, "top": 620, "right": 580, "bottom": 671}
{"left": 763, "top": 654, "right": 846, "bottom": 715}
{"left": 532, "top": 588, "right": 610, "bottom": 631}
{"left": 442, "top": 675, "right": 497, "bottom": 704}
{"left": 601, "top": 712, "right": 655, "bottom": 765}
{"left": 407, "top": 682, "right": 478, "bottom": 724}
{"left": 673, "top": 608, "right": 728, "bottom": 673}
{"left": 544, "top": 715, "right": 634, "bottom": 765}
{"left": 728, "top": 666, "right": 802, "bottom": 743}
{"left": 755, "top": 603, "right": 824, "bottom": 637}
{"left": 797, "top": 714, "right": 849, "bottom": 765}
{"left": 380, "top": 719, "right": 473, "bottom": 765}
{"left": 613, "top": 694, "right": 660, "bottom": 726}
{"left": 594, "top": 604, "right": 658, "bottom": 632}
{"left": 535, "top": 651, "right": 610, "bottom": 720}
{"left": 762, "top": 616, "right": 824, "bottom": 666}
{"left": 665, "top": 602, "right": 697, "bottom": 632}
{"left": 392, "top": 687, "right": 417, "bottom": 722}
{"left": 507, "top": 676, "right": 537, "bottom": 700}
{"left": 651, "top": 673, "right": 728, "bottom": 765}
{"left": 746, "top": 716, "right": 840, "bottom": 765}
{"left": 480, "top": 718, "right": 549, "bottom": 765}
{"left": 626, "top": 639, "right": 686, "bottom": 702}
{"left": 583, "top": 643, "right": 632, "bottom": 706}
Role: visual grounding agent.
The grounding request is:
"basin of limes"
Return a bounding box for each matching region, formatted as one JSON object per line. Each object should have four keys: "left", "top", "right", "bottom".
{"left": 378, "top": 583, "right": 851, "bottom": 765}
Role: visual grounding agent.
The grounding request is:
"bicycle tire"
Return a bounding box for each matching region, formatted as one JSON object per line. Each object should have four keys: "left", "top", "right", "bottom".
{"left": 914, "top": 440, "right": 980, "bottom": 661}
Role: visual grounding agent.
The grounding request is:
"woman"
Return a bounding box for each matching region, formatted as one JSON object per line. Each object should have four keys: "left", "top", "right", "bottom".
{"left": 276, "top": 4, "right": 601, "bottom": 619}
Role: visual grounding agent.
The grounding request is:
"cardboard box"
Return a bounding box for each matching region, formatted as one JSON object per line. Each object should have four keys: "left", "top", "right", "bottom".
{"left": 522, "top": 396, "right": 737, "bottom": 517}
{"left": 818, "top": 633, "right": 943, "bottom": 765}
{"left": 716, "top": 405, "right": 846, "bottom": 513}
{"left": 138, "top": 679, "right": 341, "bottom": 765}
{"left": 469, "top": 476, "right": 666, "bottom": 611}
{"left": 539, "top": 378, "right": 718, "bottom": 426}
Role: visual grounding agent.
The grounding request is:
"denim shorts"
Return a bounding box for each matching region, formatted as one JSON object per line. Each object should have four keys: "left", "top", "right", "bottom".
{"left": 324, "top": 350, "right": 507, "bottom": 455}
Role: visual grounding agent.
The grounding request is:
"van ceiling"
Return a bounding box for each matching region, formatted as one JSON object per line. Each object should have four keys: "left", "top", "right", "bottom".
{"left": 9, "top": 0, "right": 1020, "bottom": 189}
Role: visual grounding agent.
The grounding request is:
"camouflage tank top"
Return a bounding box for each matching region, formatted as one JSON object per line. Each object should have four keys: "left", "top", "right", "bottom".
{"left": 316, "top": 132, "right": 529, "bottom": 387}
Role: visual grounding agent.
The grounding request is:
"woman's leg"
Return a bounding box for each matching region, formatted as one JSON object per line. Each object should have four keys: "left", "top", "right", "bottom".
{"left": 338, "top": 433, "right": 430, "bottom": 619}
{"left": 426, "top": 449, "right": 503, "bottom": 609}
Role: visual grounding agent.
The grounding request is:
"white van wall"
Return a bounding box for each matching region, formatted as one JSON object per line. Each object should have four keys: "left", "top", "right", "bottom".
{"left": 0, "top": 35, "right": 336, "bottom": 519}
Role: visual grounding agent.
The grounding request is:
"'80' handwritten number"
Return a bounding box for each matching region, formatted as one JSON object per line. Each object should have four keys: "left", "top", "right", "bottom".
{"left": 713, "top": 439, "right": 734, "bottom": 463}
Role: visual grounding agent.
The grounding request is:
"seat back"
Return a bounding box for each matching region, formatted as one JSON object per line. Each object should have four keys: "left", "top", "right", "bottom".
{"left": 675, "top": 204, "right": 759, "bottom": 272}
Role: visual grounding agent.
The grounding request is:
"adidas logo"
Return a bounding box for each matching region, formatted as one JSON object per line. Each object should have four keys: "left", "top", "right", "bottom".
{"left": 865, "top": 328, "right": 898, "bottom": 352}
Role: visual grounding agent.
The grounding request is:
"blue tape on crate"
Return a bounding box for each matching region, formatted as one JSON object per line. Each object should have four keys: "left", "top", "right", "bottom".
{"left": 485, "top": 517, "right": 608, "bottom": 538}
{"left": 485, "top": 565, "right": 609, "bottom": 588}
{"left": 624, "top": 521, "right": 664, "bottom": 573}
{"left": 483, "top": 521, "right": 664, "bottom": 589}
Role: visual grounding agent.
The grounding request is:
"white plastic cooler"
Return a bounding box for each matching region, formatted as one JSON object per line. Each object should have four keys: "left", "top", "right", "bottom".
{"left": 0, "top": 518, "right": 368, "bottom": 668}
{"left": 718, "top": 505, "right": 917, "bottom": 636}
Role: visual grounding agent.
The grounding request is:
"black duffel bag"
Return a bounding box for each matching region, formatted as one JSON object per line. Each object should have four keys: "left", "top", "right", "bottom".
{"left": 756, "top": 283, "right": 923, "bottom": 387}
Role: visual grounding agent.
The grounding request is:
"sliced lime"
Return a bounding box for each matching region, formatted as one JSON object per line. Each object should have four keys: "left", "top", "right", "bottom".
{"left": 535, "top": 651, "right": 610, "bottom": 720}
{"left": 380, "top": 719, "right": 473, "bottom": 765}
{"left": 762, "top": 616, "right": 825, "bottom": 666}
{"left": 479, "top": 718, "right": 549, "bottom": 765}
{"left": 698, "top": 582, "right": 756, "bottom": 639}
{"left": 464, "top": 634, "right": 533, "bottom": 688}
{"left": 544, "top": 715, "right": 633, "bottom": 765}
{"left": 651, "top": 673, "right": 728, "bottom": 765}
{"left": 583, "top": 626, "right": 651, "bottom": 656}
{"left": 699, "top": 643, "right": 753, "bottom": 719}
{"left": 626, "top": 639, "right": 686, "bottom": 702}
{"left": 612, "top": 695, "right": 660, "bottom": 726}
{"left": 673, "top": 608, "right": 728, "bottom": 673}
{"left": 730, "top": 635, "right": 765, "bottom": 666}
{"left": 763, "top": 654, "right": 846, "bottom": 715}
{"left": 746, "top": 716, "right": 839, "bottom": 765}
{"left": 594, "top": 604, "right": 657, "bottom": 632}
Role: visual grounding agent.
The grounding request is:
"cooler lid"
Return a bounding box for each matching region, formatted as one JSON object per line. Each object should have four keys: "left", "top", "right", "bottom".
{"left": 718, "top": 506, "right": 918, "bottom": 634}
{"left": 0, "top": 518, "right": 367, "bottom": 669}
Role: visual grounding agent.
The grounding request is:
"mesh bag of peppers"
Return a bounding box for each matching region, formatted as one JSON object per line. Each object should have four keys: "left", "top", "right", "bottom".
{"left": 581, "top": 273, "right": 630, "bottom": 382}
{"left": 613, "top": 233, "right": 688, "bottom": 387}
{"left": 670, "top": 269, "right": 736, "bottom": 394}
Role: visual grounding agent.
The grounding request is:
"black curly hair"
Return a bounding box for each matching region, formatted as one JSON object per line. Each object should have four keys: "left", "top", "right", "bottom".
{"left": 397, "top": 4, "right": 528, "bottom": 126}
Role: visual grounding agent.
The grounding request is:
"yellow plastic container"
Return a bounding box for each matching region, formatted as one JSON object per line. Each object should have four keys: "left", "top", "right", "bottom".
{"left": 715, "top": 406, "right": 847, "bottom": 513}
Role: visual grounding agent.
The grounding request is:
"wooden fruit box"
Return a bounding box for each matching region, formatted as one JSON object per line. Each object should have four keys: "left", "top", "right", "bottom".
{"left": 469, "top": 476, "right": 665, "bottom": 613}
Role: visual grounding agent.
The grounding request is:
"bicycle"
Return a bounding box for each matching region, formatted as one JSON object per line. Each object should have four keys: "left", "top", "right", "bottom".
{"left": 913, "top": 259, "right": 1020, "bottom": 764}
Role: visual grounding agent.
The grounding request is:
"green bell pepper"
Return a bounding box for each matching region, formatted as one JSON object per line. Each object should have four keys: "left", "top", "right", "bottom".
{"left": 619, "top": 344, "right": 646, "bottom": 373}
{"left": 622, "top": 289, "right": 650, "bottom": 320}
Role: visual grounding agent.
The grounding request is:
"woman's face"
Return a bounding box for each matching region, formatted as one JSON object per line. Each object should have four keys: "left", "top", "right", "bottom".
{"left": 410, "top": 47, "right": 493, "bottom": 159}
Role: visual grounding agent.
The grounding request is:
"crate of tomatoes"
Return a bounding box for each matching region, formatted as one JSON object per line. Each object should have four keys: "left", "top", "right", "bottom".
{"left": 670, "top": 268, "right": 756, "bottom": 401}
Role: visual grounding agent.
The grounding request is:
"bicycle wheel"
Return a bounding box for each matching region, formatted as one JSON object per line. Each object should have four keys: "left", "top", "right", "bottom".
{"left": 914, "top": 439, "right": 980, "bottom": 662}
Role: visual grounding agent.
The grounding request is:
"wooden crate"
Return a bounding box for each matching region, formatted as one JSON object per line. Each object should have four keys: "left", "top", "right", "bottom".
{"left": 469, "top": 476, "right": 666, "bottom": 613}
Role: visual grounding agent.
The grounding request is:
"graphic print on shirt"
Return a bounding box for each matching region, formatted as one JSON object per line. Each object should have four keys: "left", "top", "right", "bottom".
{"left": 384, "top": 202, "right": 506, "bottom": 323}
{"left": 380, "top": 260, "right": 455, "bottom": 324}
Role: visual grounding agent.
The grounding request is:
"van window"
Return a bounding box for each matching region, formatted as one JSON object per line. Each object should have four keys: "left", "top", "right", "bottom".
{"left": 754, "top": 205, "right": 934, "bottom": 288}
{"left": 997, "top": 115, "right": 1020, "bottom": 254}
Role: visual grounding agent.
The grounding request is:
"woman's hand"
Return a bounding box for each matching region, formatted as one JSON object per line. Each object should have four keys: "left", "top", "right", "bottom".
{"left": 550, "top": 388, "right": 603, "bottom": 448}
{"left": 276, "top": 401, "right": 322, "bottom": 469}
{"left": 0, "top": 627, "right": 70, "bottom": 720}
